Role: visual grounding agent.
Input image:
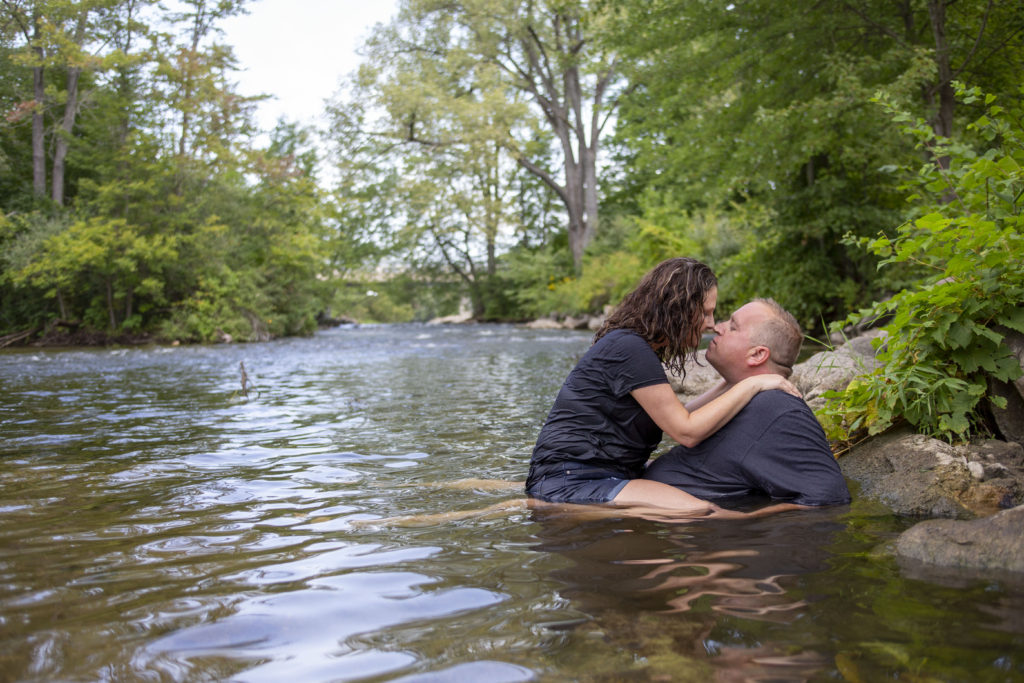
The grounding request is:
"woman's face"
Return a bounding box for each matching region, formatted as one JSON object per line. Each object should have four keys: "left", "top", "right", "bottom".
{"left": 688, "top": 286, "right": 718, "bottom": 347}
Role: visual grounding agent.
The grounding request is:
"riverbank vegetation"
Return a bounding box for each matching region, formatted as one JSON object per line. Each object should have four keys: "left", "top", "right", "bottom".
{"left": 819, "top": 85, "right": 1024, "bottom": 443}
{"left": 1, "top": 1, "right": 1022, "bottom": 437}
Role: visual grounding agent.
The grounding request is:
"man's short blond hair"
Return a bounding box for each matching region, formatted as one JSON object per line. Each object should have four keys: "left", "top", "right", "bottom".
{"left": 749, "top": 298, "right": 802, "bottom": 376}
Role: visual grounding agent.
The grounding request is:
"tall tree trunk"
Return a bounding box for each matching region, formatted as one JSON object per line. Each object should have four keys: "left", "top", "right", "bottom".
{"left": 56, "top": 287, "right": 68, "bottom": 320}
{"left": 581, "top": 143, "right": 598, "bottom": 256}
{"left": 486, "top": 143, "right": 499, "bottom": 277}
{"left": 927, "top": 0, "right": 955, "bottom": 170}
{"left": 508, "top": 8, "right": 616, "bottom": 274}
{"left": 4, "top": 3, "right": 50, "bottom": 197}
{"left": 562, "top": 149, "right": 586, "bottom": 271}
{"left": 51, "top": 67, "right": 81, "bottom": 205}
{"left": 52, "top": 12, "right": 90, "bottom": 206}
{"left": 178, "top": 1, "right": 208, "bottom": 160}
{"left": 106, "top": 277, "right": 117, "bottom": 331}
{"left": 31, "top": 54, "right": 46, "bottom": 196}
{"left": 549, "top": 81, "right": 588, "bottom": 272}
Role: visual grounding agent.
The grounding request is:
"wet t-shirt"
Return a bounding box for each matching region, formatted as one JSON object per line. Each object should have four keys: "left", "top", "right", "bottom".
{"left": 642, "top": 390, "right": 850, "bottom": 506}
{"left": 527, "top": 329, "right": 668, "bottom": 483}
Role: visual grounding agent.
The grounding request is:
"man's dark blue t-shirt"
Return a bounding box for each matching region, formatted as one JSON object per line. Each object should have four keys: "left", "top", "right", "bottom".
{"left": 527, "top": 329, "right": 668, "bottom": 486}
{"left": 642, "top": 390, "right": 850, "bottom": 506}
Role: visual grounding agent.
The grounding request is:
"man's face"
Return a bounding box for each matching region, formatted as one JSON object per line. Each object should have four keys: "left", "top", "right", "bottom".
{"left": 706, "top": 301, "right": 771, "bottom": 382}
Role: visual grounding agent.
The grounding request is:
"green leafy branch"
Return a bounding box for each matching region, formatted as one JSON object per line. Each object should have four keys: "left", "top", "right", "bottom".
{"left": 817, "top": 84, "right": 1024, "bottom": 444}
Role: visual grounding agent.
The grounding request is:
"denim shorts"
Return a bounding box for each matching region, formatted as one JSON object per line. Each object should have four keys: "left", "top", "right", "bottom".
{"left": 526, "top": 466, "right": 631, "bottom": 504}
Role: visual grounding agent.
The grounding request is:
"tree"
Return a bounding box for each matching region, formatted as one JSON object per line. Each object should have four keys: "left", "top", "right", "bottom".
{"left": 329, "top": 7, "right": 548, "bottom": 317}
{"left": 9, "top": 215, "right": 177, "bottom": 330}
{"left": 0, "top": 0, "right": 335, "bottom": 341}
{"left": 395, "top": 134, "right": 522, "bottom": 318}
{"left": 1, "top": 0, "right": 47, "bottom": 195}
{"left": 0, "top": 0, "right": 134, "bottom": 204}
{"left": 605, "top": 0, "right": 1024, "bottom": 325}
{"left": 353, "top": 0, "right": 624, "bottom": 273}
{"left": 324, "top": 82, "right": 403, "bottom": 278}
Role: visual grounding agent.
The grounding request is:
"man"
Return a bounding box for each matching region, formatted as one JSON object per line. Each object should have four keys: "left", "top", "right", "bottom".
{"left": 642, "top": 298, "right": 850, "bottom": 509}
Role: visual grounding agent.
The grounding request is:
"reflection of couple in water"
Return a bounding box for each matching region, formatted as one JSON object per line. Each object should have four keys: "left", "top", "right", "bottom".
{"left": 365, "top": 257, "right": 848, "bottom": 527}
{"left": 526, "top": 504, "right": 851, "bottom": 681}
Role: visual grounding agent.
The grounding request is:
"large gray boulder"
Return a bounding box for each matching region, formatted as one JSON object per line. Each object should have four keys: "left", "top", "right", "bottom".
{"left": 665, "top": 350, "right": 721, "bottom": 402}
{"left": 790, "top": 332, "right": 884, "bottom": 411}
{"left": 840, "top": 429, "right": 1024, "bottom": 518}
{"left": 895, "top": 504, "right": 1024, "bottom": 573}
{"left": 840, "top": 429, "right": 977, "bottom": 518}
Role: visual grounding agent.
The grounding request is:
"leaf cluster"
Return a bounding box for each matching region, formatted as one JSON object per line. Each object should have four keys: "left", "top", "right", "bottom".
{"left": 818, "top": 85, "right": 1024, "bottom": 443}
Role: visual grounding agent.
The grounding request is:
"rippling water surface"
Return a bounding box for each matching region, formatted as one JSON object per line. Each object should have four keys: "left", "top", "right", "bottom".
{"left": 1, "top": 324, "right": 1022, "bottom": 682}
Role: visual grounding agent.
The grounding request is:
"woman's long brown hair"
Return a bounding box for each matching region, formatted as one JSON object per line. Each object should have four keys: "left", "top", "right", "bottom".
{"left": 593, "top": 257, "right": 717, "bottom": 376}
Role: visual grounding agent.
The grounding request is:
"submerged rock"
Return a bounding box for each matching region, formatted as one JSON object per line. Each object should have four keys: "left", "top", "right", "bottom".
{"left": 895, "top": 504, "right": 1024, "bottom": 573}
{"left": 840, "top": 429, "right": 977, "bottom": 518}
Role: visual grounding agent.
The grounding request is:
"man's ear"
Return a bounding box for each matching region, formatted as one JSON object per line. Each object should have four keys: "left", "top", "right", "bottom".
{"left": 746, "top": 345, "right": 771, "bottom": 367}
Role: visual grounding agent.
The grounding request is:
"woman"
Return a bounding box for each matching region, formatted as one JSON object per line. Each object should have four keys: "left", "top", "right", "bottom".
{"left": 525, "top": 257, "right": 797, "bottom": 514}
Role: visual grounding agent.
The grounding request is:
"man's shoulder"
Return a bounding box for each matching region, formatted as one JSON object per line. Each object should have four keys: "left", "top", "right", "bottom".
{"left": 746, "top": 388, "right": 812, "bottom": 417}
{"left": 741, "top": 389, "right": 828, "bottom": 446}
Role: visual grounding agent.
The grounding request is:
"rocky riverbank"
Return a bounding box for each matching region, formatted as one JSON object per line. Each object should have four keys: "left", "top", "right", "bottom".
{"left": 0, "top": 320, "right": 156, "bottom": 348}
{"left": 520, "top": 312, "right": 607, "bottom": 331}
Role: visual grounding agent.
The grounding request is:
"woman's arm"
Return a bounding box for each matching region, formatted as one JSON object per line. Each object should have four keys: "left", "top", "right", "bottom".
{"left": 632, "top": 375, "right": 798, "bottom": 448}
{"left": 683, "top": 379, "right": 729, "bottom": 412}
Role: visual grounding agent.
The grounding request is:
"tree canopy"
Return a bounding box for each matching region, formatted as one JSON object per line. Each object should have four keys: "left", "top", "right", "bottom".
{"left": 604, "top": 0, "right": 1024, "bottom": 326}
{"left": 0, "top": 0, "right": 349, "bottom": 341}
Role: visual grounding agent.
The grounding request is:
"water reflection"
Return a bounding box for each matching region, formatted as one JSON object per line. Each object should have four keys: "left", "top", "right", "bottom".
{"left": 142, "top": 569, "right": 506, "bottom": 681}
{"left": 526, "top": 507, "right": 846, "bottom": 680}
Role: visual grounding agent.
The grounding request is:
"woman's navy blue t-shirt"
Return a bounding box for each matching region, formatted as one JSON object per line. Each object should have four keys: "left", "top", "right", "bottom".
{"left": 527, "top": 329, "right": 668, "bottom": 484}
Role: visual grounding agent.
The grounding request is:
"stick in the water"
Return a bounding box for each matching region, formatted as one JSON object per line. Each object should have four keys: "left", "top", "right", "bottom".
{"left": 240, "top": 361, "right": 249, "bottom": 397}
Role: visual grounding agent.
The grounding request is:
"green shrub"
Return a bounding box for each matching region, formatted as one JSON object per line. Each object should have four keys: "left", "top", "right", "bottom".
{"left": 535, "top": 250, "right": 647, "bottom": 318}
{"left": 817, "top": 85, "right": 1024, "bottom": 444}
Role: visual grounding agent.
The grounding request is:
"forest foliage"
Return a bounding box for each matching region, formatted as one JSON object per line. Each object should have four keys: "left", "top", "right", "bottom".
{"left": 1, "top": 0, "right": 1022, "bottom": 438}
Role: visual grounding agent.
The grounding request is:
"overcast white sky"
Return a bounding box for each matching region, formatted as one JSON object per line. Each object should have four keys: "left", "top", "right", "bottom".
{"left": 221, "top": 0, "right": 399, "bottom": 133}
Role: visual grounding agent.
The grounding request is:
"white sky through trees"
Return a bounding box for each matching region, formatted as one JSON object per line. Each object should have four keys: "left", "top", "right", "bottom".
{"left": 222, "top": 0, "right": 398, "bottom": 134}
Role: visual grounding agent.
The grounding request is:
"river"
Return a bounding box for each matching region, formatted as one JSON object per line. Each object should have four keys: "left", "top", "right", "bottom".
{"left": 1, "top": 324, "right": 1022, "bottom": 682}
